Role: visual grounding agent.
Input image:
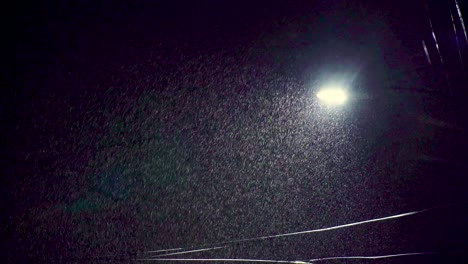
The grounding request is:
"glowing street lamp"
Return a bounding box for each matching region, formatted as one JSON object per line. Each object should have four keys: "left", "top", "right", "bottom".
{"left": 316, "top": 85, "right": 348, "bottom": 105}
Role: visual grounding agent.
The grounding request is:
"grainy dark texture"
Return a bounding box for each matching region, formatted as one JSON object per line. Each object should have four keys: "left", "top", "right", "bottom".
{"left": 2, "top": 0, "right": 468, "bottom": 263}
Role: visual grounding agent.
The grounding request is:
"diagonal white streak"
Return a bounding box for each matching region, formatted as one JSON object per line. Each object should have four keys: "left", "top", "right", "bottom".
{"left": 146, "top": 209, "right": 428, "bottom": 258}
{"left": 144, "top": 201, "right": 468, "bottom": 259}
{"left": 308, "top": 252, "right": 436, "bottom": 262}
{"left": 425, "top": 1, "right": 453, "bottom": 96}
{"left": 422, "top": 40, "right": 432, "bottom": 66}
{"left": 135, "top": 252, "right": 436, "bottom": 263}
{"left": 455, "top": 0, "right": 468, "bottom": 45}
{"left": 145, "top": 248, "right": 183, "bottom": 253}
{"left": 448, "top": 0, "right": 467, "bottom": 80}
{"left": 136, "top": 258, "right": 311, "bottom": 263}
{"left": 259, "top": 210, "right": 425, "bottom": 239}
{"left": 149, "top": 246, "right": 227, "bottom": 257}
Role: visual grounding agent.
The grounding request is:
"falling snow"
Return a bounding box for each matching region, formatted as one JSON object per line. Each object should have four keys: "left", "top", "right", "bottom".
{"left": 3, "top": 1, "right": 468, "bottom": 263}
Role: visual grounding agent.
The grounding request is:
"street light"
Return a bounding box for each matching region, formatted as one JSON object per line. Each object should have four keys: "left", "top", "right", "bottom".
{"left": 316, "top": 85, "right": 348, "bottom": 105}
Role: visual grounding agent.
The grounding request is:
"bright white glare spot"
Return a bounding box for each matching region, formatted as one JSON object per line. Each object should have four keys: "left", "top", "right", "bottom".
{"left": 317, "top": 87, "right": 348, "bottom": 105}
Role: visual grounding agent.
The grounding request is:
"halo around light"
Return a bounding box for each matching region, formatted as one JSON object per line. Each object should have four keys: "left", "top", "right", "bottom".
{"left": 316, "top": 86, "right": 348, "bottom": 105}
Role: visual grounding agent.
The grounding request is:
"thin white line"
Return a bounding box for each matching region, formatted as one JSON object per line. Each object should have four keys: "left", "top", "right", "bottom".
{"left": 146, "top": 209, "right": 427, "bottom": 257}
{"left": 136, "top": 258, "right": 310, "bottom": 263}
{"left": 455, "top": 0, "right": 468, "bottom": 45}
{"left": 422, "top": 40, "right": 432, "bottom": 66}
{"left": 144, "top": 201, "right": 468, "bottom": 257}
{"left": 259, "top": 210, "right": 426, "bottom": 239}
{"left": 149, "top": 246, "right": 227, "bottom": 257}
{"left": 136, "top": 252, "right": 436, "bottom": 263}
{"left": 448, "top": 0, "right": 467, "bottom": 80}
{"left": 145, "top": 248, "right": 184, "bottom": 253}
{"left": 425, "top": 1, "right": 453, "bottom": 96}
{"left": 308, "top": 252, "right": 436, "bottom": 262}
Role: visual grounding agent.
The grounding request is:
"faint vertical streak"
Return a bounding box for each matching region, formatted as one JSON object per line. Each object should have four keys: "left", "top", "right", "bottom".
{"left": 422, "top": 40, "right": 437, "bottom": 84}
{"left": 454, "top": 0, "right": 468, "bottom": 45}
{"left": 422, "top": 40, "right": 432, "bottom": 66}
{"left": 448, "top": 0, "right": 467, "bottom": 81}
{"left": 424, "top": 1, "right": 454, "bottom": 96}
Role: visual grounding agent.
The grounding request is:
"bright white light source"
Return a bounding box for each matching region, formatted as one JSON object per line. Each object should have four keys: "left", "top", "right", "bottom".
{"left": 317, "top": 87, "right": 348, "bottom": 105}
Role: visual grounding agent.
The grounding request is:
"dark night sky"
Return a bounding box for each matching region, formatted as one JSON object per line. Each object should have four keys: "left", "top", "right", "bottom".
{"left": 2, "top": 1, "right": 468, "bottom": 263}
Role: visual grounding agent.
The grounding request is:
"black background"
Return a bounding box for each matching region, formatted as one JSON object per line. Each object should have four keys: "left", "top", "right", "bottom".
{"left": 2, "top": 0, "right": 468, "bottom": 263}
